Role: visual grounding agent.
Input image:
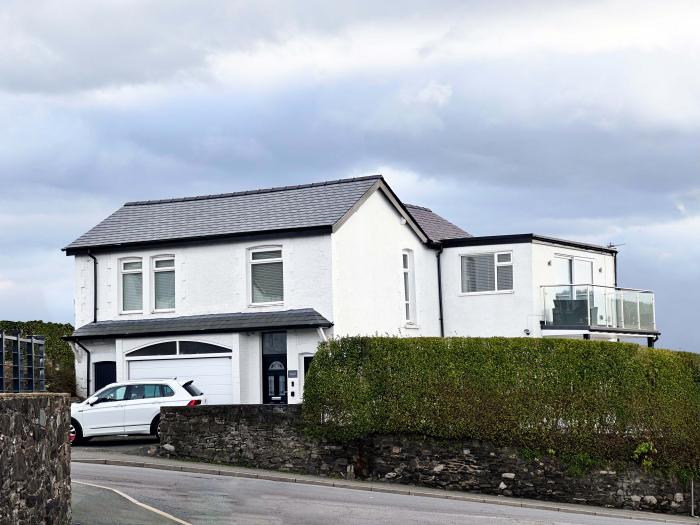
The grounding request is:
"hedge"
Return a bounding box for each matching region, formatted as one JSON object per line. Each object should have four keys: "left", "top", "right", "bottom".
{"left": 303, "top": 337, "right": 700, "bottom": 471}
{"left": 0, "top": 320, "right": 75, "bottom": 394}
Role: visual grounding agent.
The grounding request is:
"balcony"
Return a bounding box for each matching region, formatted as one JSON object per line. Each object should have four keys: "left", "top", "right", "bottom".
{"left": 542, "top": 284, "right": 656, "bottom": 334}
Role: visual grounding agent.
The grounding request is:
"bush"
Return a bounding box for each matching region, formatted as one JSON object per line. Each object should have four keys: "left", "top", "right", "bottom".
{"left": 0, "top": 320, "right": 75, "bottom": 394}
{"left": 303, "top": 337, "right": 700, "bottom": 471}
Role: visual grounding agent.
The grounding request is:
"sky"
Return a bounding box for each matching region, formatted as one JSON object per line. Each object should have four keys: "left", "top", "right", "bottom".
{"left": 0, "top": 0, "right": 698, "bottom": 351}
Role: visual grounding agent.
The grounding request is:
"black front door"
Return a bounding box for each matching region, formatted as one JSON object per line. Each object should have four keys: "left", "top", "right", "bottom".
{"left": 93, "top": 361, "right": 116, "bottom": 393}
{"left": 262, "top": 355, "right": 287, "bottom": 404}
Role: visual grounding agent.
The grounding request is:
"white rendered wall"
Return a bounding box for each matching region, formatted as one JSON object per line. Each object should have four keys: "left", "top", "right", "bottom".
{"left": 441, "top": 241, "right": 616, "bottom": 338}
{"left": 441, "top": 243, "right": 534, "bottom": 337}
{"left": 331, "top": 190, "right": 441, "bottom": 337}
{"left": 72, "top": 339, "right": 116, "bottom": 398}
{"left": 73, "top": 233, "right": 333, "bottom": 329}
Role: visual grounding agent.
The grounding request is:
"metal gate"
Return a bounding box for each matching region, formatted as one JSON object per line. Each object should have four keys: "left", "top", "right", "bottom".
{"left": 0, "top": 331, "right": 46, "bottom": 392}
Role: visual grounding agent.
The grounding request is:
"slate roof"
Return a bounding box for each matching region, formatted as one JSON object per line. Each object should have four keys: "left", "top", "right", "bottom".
{"left": 66, "top": 309, "right": 332, "bottom": 340}
{"left": 64, "top": 176, "right": 382, "bottom": 254}
{"left": 405, "top": 204, "right": 471, "bottom": 242}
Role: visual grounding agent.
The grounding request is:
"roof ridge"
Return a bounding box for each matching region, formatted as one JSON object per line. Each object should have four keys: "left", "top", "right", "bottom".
{"left": 125, "top": 175, "right": 384, "bottom": 206}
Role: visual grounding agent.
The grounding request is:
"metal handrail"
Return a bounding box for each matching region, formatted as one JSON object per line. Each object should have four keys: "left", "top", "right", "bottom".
{"left": 541, "top": 284, "right": 654, "bottom": 293}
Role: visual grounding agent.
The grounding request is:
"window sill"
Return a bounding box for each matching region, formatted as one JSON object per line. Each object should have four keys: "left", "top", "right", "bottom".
{"left": 248, "top": 301, "right": 284, "bottom": 308}
{"left": 152, "top": 309, "right": 176, "bottom": 314}
{"left": 403, "top": 324, "right": 420, "bottom": 330}
{"left": 458, "top": 290, "right": 514, "bottom": 297}
{"left": 120, "top": 310, "right": 143, "bottom": 315}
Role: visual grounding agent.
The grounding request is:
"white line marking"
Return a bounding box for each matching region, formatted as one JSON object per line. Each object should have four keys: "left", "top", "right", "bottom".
{"left": 73, "top": 480, "right": 192, "bottom": 525}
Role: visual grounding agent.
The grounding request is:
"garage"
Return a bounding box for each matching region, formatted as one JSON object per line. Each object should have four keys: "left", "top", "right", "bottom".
{"left": 126, "top": 341, "right": 234, "bottom": 405}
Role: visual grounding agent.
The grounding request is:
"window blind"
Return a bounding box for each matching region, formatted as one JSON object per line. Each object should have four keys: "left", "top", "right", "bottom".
{"left": 252, "top": 261, "right": 283, "bottom": 303}
{"left": 154, "top": 270, "right": 175, "bottom": 310}
{"left": 122, "top": 272, "right": 143, "bottom": 311}
{"left": 461, "top": 254, "right": 495, "bottom": 293}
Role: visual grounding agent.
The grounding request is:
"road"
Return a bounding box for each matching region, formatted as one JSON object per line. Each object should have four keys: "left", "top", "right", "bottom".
{"left": 72, "top": 462, "right": 685, "bottom": 525}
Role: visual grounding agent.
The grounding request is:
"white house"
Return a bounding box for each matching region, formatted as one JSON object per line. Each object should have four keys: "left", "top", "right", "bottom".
{"left": 64, "top": 175, "right": 658, "bottom": 403}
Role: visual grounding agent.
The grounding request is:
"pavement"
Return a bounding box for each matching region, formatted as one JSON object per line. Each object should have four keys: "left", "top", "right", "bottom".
{"left": 71, "top": 437, "right": 700, "bottom": 525}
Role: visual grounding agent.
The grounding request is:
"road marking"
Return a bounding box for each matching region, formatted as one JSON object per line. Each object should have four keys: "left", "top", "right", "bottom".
{"left": 73, "top": 480, "right": 192, "bottom": 525}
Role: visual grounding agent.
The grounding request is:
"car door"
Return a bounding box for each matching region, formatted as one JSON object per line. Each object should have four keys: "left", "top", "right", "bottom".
{"left": 82, "top": 385, "right": 127, "bottom": 436}
{"left": 123, "top": 384, "right": 161, "bottom": 434}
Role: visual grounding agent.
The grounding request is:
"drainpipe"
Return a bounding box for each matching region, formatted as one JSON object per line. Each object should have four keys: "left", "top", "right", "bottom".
{"left": 612, "top": 251, "right": 618, "bottom": 288}
{"left": 73, "top": 339, "right": 92, "bottom": 397}
{"left": 87, "top": 251, "right": 98, "bottom": 323}
{"left": 436, "top": 245, "right": 445, "bottom": 337}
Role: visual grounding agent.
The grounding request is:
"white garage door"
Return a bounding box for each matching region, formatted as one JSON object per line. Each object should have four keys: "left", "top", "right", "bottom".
{"left": 128, "top": 357, "right": 233, "bottom": 405}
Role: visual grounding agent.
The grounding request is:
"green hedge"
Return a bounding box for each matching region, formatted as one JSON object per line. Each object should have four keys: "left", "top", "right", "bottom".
{"left": 303, "top": 337, "right": 700, "bottom": 471}
{"left": 0, "top": 320, "right": 75, "bottom": 394}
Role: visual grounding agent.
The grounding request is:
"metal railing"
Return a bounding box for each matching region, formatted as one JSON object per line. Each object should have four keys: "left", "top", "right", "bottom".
{"left": 0, "top": 331, "right": 46, "bottom": 392}
{"left": 542, "top": 284, "right": 656, "bottom": 332}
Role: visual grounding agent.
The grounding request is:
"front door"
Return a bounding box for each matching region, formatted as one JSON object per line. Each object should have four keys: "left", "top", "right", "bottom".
{"left": 262, "top": 355, "right": 287, "bottom": 404}
{"left": 94, "top": 361, "right": 116, "bottom": 393}
{"left": 262, "top": 332, "right": 287, "bottom": 404}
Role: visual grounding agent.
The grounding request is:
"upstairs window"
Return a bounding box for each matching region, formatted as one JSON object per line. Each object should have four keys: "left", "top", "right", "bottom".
{"left": 250, "top": 248, "right": 284, "bottom": 304}
{"left": 402, "top": 250, "right": 416, "bottom": 324}
{"left": 121, "top": 259, "right": 143, "bottom": 312}
{"left": 461, "top": 252, "right": 513, "bottom": 293}
{"left": 153, "top": 257, "right": 175, "bottom": 311}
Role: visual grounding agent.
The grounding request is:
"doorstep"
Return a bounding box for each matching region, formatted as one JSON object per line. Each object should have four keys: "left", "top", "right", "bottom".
{"left": 71, "top": 448, "right": 700, "bottom": 525}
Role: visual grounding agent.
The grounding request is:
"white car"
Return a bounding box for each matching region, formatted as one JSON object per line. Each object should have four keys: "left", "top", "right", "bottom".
{"left": 70, "top": 378, "right": 205, "bottom": 444}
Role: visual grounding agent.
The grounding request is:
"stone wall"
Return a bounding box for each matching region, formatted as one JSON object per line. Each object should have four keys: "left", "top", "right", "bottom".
{"left": 160, "top": 405, "right": 695, "bottom": 516}
{"left": 0, "top": 394, "right": 71, "bottom": 524}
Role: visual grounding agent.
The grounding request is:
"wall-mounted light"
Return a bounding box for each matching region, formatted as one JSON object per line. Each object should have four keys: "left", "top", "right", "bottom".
{"left": 547, "top": 260, "right": 552, "bottom": 266}
{"left": 524, "top": 328, "right": 531, "bottom": 336}
{"left": 599, "top": 267, "right": 603, "bottom": 273}
{"left": 399, "top": 217, "right": 407, "bottom": 225}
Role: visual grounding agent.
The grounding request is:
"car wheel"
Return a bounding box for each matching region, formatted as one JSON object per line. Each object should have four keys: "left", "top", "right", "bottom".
{"left": 70, "top": 419, "right": 84, "bottom": 446}
{"left": 151, "top": 415, "right": 162, "bottom": 440}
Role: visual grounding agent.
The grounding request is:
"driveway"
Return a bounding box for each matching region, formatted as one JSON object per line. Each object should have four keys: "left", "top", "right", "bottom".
{"left": 72, "top": 462, "right": 697, "bottom": 525}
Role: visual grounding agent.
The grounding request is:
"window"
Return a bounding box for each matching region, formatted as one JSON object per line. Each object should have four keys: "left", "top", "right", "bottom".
{"left": 126, "top": 341, "right": 230, "bottom": 357}
{"left": 121, "top": 259, "right": 143, "bottom": 312}
{"left": 127, "top": 342, "right": 177, "bottom": 357}
{"left": 97, "top": 385, "right": 127, "bottom": 402}
{"left": 402, "top": 250, "right": 416, "bottom": 324}
{"left": 153, "top": 257, "right": 175, "bottom": 311}
{"left": 461, "top": 252, "right": 513, "bottom": 293}
{"left": 250, "top": 248, "right": 283, "bottom": 304}
{"left": 179, "top": 341, "right": 231, "bottom": 355}
{"left": 262, "top": 332, "right": 287, "bottom": 355}
{"left": 125, "top": 384, "right": 175, "bottom": 400}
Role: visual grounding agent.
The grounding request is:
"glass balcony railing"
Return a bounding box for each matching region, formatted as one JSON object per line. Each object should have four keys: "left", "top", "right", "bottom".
{"left": 542, "top": 285, "right": 656, "bottom": 332}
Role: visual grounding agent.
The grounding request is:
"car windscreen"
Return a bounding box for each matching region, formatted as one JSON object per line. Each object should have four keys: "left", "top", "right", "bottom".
{"left": 182, "top": 381, "right": 203, "bottom": 396}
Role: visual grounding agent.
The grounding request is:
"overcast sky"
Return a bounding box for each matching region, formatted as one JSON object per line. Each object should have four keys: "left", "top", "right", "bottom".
{"left": 0, "top": 1, "right": 698, "bottom": 351}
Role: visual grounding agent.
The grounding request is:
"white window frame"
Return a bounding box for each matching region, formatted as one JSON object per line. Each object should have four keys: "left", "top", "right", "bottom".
{"left": 152, "top": 255, "right": 176, "bottom": 313}
{"left": 459, "top": 251, "right": 514, "bottom": 296}
{"left": 119, "top": 257, "right": 144, "bottom": 314}
{"left": 248, "top": 246, "right": 284, "bottom": 306}
{"left": 402, "top": 249, "right": 417, "bottom": 326}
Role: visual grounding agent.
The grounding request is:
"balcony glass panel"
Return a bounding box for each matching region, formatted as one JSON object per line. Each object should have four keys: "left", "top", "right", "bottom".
{"left": 542, "top": 285, "right": 655, "bottom": 332}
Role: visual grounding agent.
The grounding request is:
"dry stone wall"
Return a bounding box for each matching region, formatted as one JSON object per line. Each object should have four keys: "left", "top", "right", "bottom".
{"left": 160, "top": 404, "right": 695, "bottom": 516}
{"left": 0, "top": 393, "right": 71, "bottom": 525}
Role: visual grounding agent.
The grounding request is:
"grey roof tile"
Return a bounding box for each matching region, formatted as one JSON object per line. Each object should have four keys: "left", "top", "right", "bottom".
{"left": 67, "top": 309, "right": 332, "bottom": 339}
{"left": 405, "top": 204, "right": 471, "bottom": 241}
{"left": 64, "top": 176, "right": 381, "bottom": 252}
